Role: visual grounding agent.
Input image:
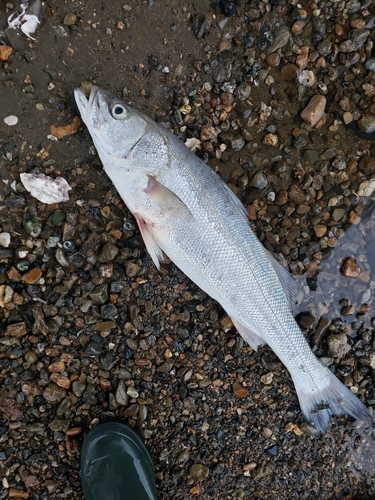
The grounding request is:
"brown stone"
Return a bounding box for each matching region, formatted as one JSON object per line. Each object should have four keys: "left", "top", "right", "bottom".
{"left": 335, "top": 24, "right": 344, "bottom": 36}
{"left": 341, "top": 305, "right": 355, "bottom": 316}
{"left": 63, "top": 12, "right": 77, "bottom": 26}
{"left": 281, "top": 218, "right": 292, "bottom": 228}
{"left": 221, "top": 316, "right": 233, "bottom": 330}
{"left": 301, "top": 95, "right": 326, "bottom": 126}
{"left": 124, "top": 403, "right": 139, "bottom": 417}
{"left": 50, "top": 117, "right": 81, "bottom": 139}
{"left": 246, "top": 205, "right": 257, "bottom": 220}
{"left": 327, "top": 333, "right": 350, "bottom": 360}
{"left": 350, "top": 18, "right": 365, "bottom": 29}
{"left": 359, "top": 156, "right": 375, "bottom": 175}
{"left": 292, "top": 20, "right": 305, "bottom": 34}
{"left": 7, "top": 267, "right": 22, "bottom": 281}
{"left": 45, "top": 480, "right": 58, "bottom": 494}
{"left": 288, "top": 184, "right": 306, "bottom": 204}
{"left": 126, "top": 261, "right": 140, "bottom": 278}
{"left": 66, "top": 426, "right": 82, "bottom": 436}
{"left": 341, "top": 257, "right": 361, "bottom": 278}
{"left": 92, "top": 321, "right": 116, "bottom": 332}
{"left": 0, "top": 46, "right": 12, "bottom": 61}
{"left": 296, "top": 204, "right": 310, "bottom": 214}
{"left": 42, "top": 383, "right": 67, "bottom": 404}
{"left": 314, "top": 225, "right": 327, "bottom": 237}
{"left": 280, "top": 63, "right": 299, "bottom": 83}
{"left": 275, "top": 190, "right": 288, "bottom": 205}
{"left": 22, "top": 268, "right": 42, "bottom": 285}
{"left": 20, "top": 470, "right": 40, "bottom": 490}
{"left": 233, "top": 381, "right": 249, "bottom": 398}
{"left": 48, "top": 361, "right": 65, "bottom": 373}
{"left": 200, "top": 124, "right": 218, "bottom": 141}
{"left": 9, "top": 489, "right": 29, "bottom": 499}
{"left": 50, "top": 373, "right": 71, "bottom": 389}
{"left": 6, "top": 322, "right": 27, "bottom": 337}
{"left": 266, "top": 53, "right": 280, "bottom": 67}
{"left": 134, "top": 358, "right": 151, "bottom": 367}
{"left": 0, "top": 397, "right": 23, "bottom": 421}
{"left": 348, "top": 210, "right": 360, "bottom": 225}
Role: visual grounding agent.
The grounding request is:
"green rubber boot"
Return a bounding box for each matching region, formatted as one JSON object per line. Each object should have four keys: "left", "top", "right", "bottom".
{"left": 81, "top": 421, "right": 158, "bottom": 500}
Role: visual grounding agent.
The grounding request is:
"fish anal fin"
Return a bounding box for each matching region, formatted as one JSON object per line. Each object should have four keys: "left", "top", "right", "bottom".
{"left": 134, "top": 214, "right": 164, "bottom": 270}
{"left": 231, "top": 317, "right": 266, "bottom": 351}
{"left": 144, "top": 175, "right": 193, "bottom": 221}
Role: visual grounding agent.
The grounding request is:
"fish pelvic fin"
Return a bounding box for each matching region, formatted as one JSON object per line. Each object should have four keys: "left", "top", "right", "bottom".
{"left": 134, "top": 214, "right": 164, "bottom": 270}
{"left": 230, "top": 317, "right": 266, "bottom": 351}
{"left": 294, "top": 364, "right": 372, "bottom": 433}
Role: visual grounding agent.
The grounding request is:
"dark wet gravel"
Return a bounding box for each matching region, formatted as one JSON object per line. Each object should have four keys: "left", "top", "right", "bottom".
{"left": 1, "top": 0, "right": 375, "bottom": 499}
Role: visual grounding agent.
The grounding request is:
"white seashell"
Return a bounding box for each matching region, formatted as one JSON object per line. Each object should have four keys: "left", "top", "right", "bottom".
{"left": 298, "top": 70, "right": 316, "bottom": 87}
{"left": 20, "top": 173, "right": 72, "bottom": 204}
{"left": 7, "top": 4, "right": 40, "bottom": 40}
{"left": 20, "top": 14, "right": 40, "bottom": 40}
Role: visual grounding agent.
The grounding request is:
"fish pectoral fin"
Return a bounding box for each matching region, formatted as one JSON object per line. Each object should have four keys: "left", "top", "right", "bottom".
{"left": 267, "top": 253, "right": 300, "bottom": 313}
{"left": 134, "top": 214, "right": 164, "bottom": 270}
{"left": 144, "top": 175, "right": 193, "bottom": 221}
{"left": 230, "top": 317, "right": 266, "bottom": 351}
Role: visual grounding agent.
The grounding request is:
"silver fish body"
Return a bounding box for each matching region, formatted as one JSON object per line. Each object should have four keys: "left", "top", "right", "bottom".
{"left": 75, "top": 86, "right": 371, "bottom": 432}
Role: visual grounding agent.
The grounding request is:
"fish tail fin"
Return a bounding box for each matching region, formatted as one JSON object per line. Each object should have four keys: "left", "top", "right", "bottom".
{"left": 294, "top": 366, "right": 372, "bottom": 433}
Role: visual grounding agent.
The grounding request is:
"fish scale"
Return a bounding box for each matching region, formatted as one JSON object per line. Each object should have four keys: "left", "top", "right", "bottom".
{"left": 75, "top": 85, "right": 372, "bottom": 433}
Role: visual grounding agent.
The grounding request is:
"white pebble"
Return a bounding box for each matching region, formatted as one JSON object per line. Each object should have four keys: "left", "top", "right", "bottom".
{"left": 358, "top": 178, "right": 375, "bottom": 197}
{"left": 185, "top": 138, "right": 201, "bottom": 151}
{"left": 4, "top": 115, "right": 18, "bottom": 126}
{"left": 126, "top": 386, "right": 139, "bottom": 398}
{"left": 0, "top": 232, "right": 11, "bottom": 248}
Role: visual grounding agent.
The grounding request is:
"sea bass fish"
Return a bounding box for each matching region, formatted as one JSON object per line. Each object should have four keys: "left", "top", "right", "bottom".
{"left": 75, "top": 86, "right": 372, "bottom": 432}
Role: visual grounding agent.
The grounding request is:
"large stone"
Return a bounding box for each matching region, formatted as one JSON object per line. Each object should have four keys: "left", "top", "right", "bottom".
{"left": 341, "top": 257, "right": 361, "bottom": 277}
{"left": 301, "top": 95, "right": 326, "bottom": 126}
{"left": 357, "top": 114, "right": 375, "bottom": 133}
{"left": 288, "top": 184, "right": 306, "bottom": 204}
{"left": 327, "top": 333, "right": 351, "bottom": 359}
{"left": 358, "top": 178, "right": 375, "bottom": 197}
{"left": 43, "top": 383, "right": 66, "bottom": 404}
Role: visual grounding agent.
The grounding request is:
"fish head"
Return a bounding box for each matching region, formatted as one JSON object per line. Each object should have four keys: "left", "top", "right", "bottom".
{"left": 74, "top": 86, "right": 149, "bottom": 173}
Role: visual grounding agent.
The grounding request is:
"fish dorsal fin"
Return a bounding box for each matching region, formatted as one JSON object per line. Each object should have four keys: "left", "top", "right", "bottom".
{"left": 267, "top": 253, "right": 299, "bottom": 312}
{"left": 134, "top": 214, "right": 164, "bottom": 269}
{"left": 144, "top": 175, "right": 193, "bottom": 221}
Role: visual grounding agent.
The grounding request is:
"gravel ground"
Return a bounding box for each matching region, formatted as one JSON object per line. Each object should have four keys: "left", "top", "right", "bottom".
{"left": 0, "top": 0, "right": 375, "bottom": 498}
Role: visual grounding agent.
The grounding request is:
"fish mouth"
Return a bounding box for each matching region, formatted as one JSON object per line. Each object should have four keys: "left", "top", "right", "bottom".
{"left": 74, "top": 85, "right": 105, "bottom": 129}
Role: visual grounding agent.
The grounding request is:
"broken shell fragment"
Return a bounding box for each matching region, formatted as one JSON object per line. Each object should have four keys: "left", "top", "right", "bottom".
{"left": 20, "top": 173, "right": 72, "bottom": 204}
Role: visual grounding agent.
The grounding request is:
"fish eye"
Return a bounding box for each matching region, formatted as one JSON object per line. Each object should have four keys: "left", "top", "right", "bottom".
{"left": 111, "top": 103, "right": 127, "bottom": 119}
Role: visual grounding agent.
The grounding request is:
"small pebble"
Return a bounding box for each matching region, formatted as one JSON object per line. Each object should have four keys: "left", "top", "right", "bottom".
{"left": 0, "top": 232, "right": 11, "bottom": 248}
{"left": 4, "top": 115, "right": 18, "bottom": 126}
